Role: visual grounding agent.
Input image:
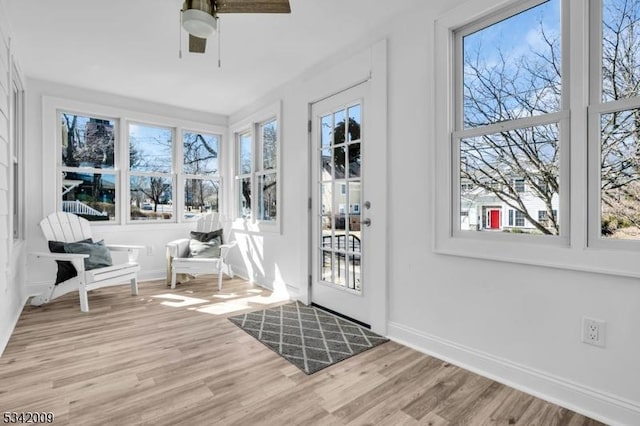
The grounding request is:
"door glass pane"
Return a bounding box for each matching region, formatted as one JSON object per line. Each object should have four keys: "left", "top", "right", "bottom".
{"left": 184, "top": 178, "right": 219, "bottom": 219}
{"left": 334, "top": 253, "right": 346, "bottom": 287}
{"left": 334, "top": 109, "right": 346, "bottom": 144}
{"left": 60, "top": 113, "right": 115, "bottom": 169}
{"left": 62, "top": 171, "right": 116, "bottom": 221}
{"left": 129, "top": 124, "right": 172, "bottom": 173}
{"left": 321, "top": 115, "right": 332, "bottom": 147}
{"left": 348, "top": 181, "right": 361, "bottom": 249}
{"left": 333, "top": 146, "right": 346, "bottom": 178}
{"left": 348, "top": 143, "right": 361, "bottom": 178}
{"left": 183, "top": 132, "right": 219, "bottom": 175}
{"left": 349, "top": 255, "right": 361, "bottom": 291}
{"left": 600, "top": 108, "right": 640, "bottom": 239}
{"left": 130, "top": 176, "right": 173, "bottom": 220}
{"left": 321, "top": 250, "right": 333, "bottom": 282}
{"left": 348, "top": 104, "right": 361, "bottom": 142}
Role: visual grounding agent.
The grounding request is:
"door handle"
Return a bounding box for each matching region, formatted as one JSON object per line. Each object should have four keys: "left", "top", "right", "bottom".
{"left": 362, "top": 218, "right": 371, "bottom": 227}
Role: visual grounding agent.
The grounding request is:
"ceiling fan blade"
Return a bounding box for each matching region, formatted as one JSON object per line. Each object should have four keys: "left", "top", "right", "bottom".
{"left": 216, "top": 0, "right": 291, "bottom": 14}
{"left": 189, "top": 35, "right": 207, "bottom": 53}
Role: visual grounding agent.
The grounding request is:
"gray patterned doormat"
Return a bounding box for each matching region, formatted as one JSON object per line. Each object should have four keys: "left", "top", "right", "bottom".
{"left": 228, "top": 302, "right": 389, "bottom": 374}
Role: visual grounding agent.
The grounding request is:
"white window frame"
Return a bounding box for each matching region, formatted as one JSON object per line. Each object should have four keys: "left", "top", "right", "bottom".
{"left": 10, "top": 63, "right": 24, "bottom": 242}
{"left": 230, "top": 101, "right": 282, "bottom": 234}
{"left": 43, "top": 97, "right": 226, "bottom": 227}
{"left": 587, "top": 0, "right": 640, "bottom": 251}
{"left": 127, "top": 121, "right": 175, "bottom": 223}
{"left": 181, "top": 129, "right": 223, "bottom": 220}
{"left": 435, "top": 0, "right": 640, "bottom": 277}
{"left": 57, "top": 110, "right": 121, "bottom": 223}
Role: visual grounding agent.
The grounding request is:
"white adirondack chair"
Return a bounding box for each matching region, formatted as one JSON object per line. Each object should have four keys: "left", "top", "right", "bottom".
{"left": 166, "top": 212, "right": 236, "bottom": 291}
{"left": 31, "top": 212, "right": 143, "bottom": 312}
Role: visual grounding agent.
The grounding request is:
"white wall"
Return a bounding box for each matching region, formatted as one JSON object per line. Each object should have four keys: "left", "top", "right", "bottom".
{"left": 23, "top": 79, "right": 229, "bottom": 291}
{"left": 228, "top": 2, "right": 640, "bottom": 425}
{"left": 0, "top": 0, "right": 27, "bottom": 355}
{"left": 5, "top": 0, "right": 640, "bottom": 423}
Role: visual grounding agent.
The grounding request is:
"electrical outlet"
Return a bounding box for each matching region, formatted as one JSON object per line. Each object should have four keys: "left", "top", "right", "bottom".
{"left": 582, "top": 317, "right": 606, "bottom": 347}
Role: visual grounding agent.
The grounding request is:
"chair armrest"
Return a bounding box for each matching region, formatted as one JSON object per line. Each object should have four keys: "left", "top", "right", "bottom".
{"left": 105, "top": 244, "right": 145, "bottom": 252}
{"left": 31, "top": 252, "right": 87, "bottom": 274}
{"left": 31, "top": 251, "right": 89, "bottom": 260}
{"left": 219, "top": 241, "right": 237, "bottom": 258}
{"left": 104, "top": 245, "right": 144, "bottom": 262}
{"left": 166, "top": 238, "right": 190, "bottom": 259}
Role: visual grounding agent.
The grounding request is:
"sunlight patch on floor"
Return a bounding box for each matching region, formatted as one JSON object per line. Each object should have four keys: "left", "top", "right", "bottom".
{"left": 149, "top": 291, "right": 290, "bottom": 315}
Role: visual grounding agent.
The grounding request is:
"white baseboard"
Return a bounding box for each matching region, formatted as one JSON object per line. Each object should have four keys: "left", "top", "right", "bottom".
{"left": 387, "top": 321, "right": 640, "bottom": 426}
{"left": 0, "top": 296, "right": 29, "bottom": 357}
{"left": 229, "top": 262, "right": 301, "bottom": 300}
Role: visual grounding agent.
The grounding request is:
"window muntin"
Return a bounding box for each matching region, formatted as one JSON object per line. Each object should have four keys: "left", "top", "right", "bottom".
{"left": 11, "top": 75, "right": 24, "bottom": 240}
{"left": 456, "top": 0, "right": 563, "bottom": 237}
{"left": 595, "top": 0, "right": 640, "bottom": 241}
{"left": 59, "top": 112, "right": 118, "bottom": 222}
{"left": 128, "top": 123, "right": 173, "bottom": 221}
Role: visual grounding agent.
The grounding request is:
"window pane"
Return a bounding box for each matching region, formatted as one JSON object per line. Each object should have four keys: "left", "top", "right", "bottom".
{"left": 60, "top": 113, "right": 115, "bottom": 169}
{"left": 239, "top": 177, "right": 252, "bottom": 219}
{"left": 460, "top": 123, "right": 560, "bottom": 235}
{"left": 130, "top": 176, "right": 173, "bottom": 220}
{"left": 602, "top": 0, "right": 640, "bottom": 102}
{"left": 183, "top": 132, "right": 219, "bottom": 175}
{"left": 600, "top": 108, "right": 640, "bottom": 239}
{"left": 462, "top": 0, "right": 561, "bottom": 128}
{"left": 258, "top": 174, "right": 277, "bottom": 221}
{"left": 184, "top": 178, "right": 219, "bottom": 219}
{"left": 129, "top": 124, "right": 172, "bottom": 173}
{"left": 62, "top": 171, "right": 116, "bottom": 221}
{"left": 262, "top": 120, "right": 277, "bottom": 170}
{"left": 239, "top": 132, "right": 252, "bottom": 174}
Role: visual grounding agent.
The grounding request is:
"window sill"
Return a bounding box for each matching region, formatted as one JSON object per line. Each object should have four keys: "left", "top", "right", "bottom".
{"left": 435, "top": 234, "right": 640, "bottom": 279}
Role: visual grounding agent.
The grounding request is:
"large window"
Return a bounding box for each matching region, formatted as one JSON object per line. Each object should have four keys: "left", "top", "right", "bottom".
{"left": 591, "top": 0, "right": 640, "bottom": 243}
{"left": 129, "top": 123, "right": 173, "bottom": 221}
{"left": 53, "top": 101, "right": 224, "bottom": 225}
{"left": 435, "top": 0, "right": 640, "bottom": 275}
{"left": 232, "top": 102, "right": 281, "bottom": 230}
{"left": 456, "top": 0, "right": 564, "bottom": 236}
{"left": 183, "top": 131, "right": 220, "bottom": 220}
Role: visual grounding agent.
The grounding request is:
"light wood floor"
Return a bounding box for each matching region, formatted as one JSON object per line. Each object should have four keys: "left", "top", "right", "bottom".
{"left": 0, "top": 277, "right": 604, "bottom": 425}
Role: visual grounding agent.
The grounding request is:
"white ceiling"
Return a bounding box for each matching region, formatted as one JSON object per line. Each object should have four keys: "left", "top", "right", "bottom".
{"left": 5, "top": 0, "right": 422, "bottom": 116}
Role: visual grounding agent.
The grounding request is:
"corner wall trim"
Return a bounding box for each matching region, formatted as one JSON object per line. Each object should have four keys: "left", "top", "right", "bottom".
{"left": 387, "top": 321, "right": 640, "bottom": 426}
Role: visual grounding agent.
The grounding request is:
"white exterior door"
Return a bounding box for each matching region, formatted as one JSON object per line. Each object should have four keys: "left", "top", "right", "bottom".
{"left": 310, "top": 82, "right": 382, "bottom": 326}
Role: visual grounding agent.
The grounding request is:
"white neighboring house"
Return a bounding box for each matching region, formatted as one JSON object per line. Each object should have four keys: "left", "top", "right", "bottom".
{"left": 460, "top": 178, "right": 559, "bottom": 234}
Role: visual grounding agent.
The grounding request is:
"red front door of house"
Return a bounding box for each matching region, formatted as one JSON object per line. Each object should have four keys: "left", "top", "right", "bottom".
{"left": 489, "top": 209, "right": 501, "bottom": 229}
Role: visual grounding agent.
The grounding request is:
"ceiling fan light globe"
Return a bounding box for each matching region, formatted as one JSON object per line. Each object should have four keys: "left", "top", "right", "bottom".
{"left": 183, "top": 9, "right": 216, "bottom": 38}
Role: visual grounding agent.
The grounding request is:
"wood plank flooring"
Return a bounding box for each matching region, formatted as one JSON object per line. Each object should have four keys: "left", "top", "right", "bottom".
{"left": 0, "top": 277, "right": 605, "bottom": 425}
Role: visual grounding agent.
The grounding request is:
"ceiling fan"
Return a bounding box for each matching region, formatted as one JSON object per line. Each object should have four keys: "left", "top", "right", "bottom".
{"left": 181, "top": 0, "right": 291, "bottom": 55}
